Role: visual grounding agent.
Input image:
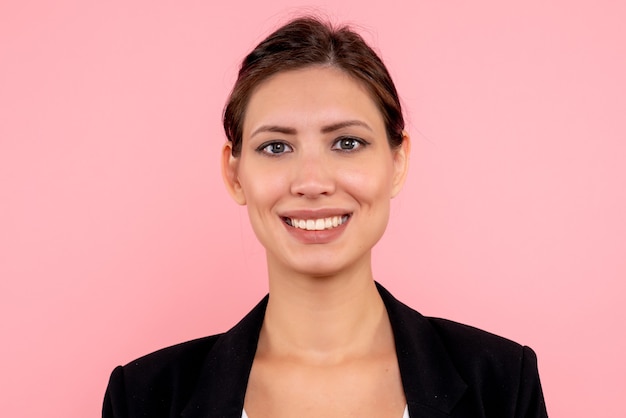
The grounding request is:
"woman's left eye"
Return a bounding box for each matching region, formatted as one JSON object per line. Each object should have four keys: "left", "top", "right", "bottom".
{"left": 331, "top": 136, "right": 366, "bottom": 151}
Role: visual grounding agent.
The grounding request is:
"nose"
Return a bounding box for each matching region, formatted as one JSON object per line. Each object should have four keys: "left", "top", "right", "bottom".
{"left": 289, "top": 152, "right": 335, "bottom": 198}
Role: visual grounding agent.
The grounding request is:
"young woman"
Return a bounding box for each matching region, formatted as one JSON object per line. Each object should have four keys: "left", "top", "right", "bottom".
{"left": 103, "top": 17, "right": 548, "bottom": 418}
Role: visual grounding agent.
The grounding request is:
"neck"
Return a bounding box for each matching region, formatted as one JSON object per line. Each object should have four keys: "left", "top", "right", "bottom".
{"left": 259, "top": 261, "right": 389, "bottom": 363}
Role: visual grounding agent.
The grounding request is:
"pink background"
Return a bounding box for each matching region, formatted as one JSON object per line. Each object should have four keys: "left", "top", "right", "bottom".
{"left": 1, "top": 1, "right": 624, "bottom": 416}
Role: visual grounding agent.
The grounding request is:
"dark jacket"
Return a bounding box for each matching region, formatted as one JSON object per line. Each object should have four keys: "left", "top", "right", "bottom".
{"left": 103, "top": 283, "right": 548, "bottom": 417}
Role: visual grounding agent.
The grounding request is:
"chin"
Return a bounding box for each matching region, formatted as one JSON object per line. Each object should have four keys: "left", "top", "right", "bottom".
{"left": 284, "top": 261, "right": 343, "bottom": 278}
{"left": 271, "top": 250, "right": 371, "bottom": 280}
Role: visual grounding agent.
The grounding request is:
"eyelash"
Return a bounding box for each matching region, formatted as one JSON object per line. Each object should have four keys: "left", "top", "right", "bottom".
{"left": 256, "top": 136, "right": 369, "bottom": 156}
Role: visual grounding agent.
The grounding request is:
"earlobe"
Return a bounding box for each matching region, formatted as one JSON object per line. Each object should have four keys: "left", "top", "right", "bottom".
{"left": 221, "top": 142, "right": 247, "bottom": 205}
{"left": 391, "top": 131, "right": 410, "bottom": 198}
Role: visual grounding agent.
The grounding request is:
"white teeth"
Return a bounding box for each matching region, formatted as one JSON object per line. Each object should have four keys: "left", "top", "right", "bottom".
{"left": 288, "top": 215, "right": 349, "bottom": 231}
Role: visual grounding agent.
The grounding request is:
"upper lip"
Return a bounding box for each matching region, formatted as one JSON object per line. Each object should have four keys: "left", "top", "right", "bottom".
{"left": 279, "top": 209, "right": 352, "bottom": 219}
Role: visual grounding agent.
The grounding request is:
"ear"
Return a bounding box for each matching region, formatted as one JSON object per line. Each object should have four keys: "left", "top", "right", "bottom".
{"left": 390, "top": 131, "right": 410, "bottom": 198}
{"left": 221, "top": 142, "right": 247, "bottom": 205}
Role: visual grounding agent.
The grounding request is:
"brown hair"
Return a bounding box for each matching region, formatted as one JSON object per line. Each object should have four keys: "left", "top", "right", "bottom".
{"left": 223, "top": 16, "right": 404, "bottom": 156}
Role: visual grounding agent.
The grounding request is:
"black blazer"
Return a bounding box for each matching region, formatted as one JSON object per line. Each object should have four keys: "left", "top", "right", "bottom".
{"left": 103, "top": 283, "right": 548, "bottom": 417}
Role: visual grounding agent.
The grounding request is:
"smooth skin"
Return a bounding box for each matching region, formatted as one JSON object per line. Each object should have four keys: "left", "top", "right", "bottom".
{"left": 222, "top": 65, "right": 410, "bottom": 418}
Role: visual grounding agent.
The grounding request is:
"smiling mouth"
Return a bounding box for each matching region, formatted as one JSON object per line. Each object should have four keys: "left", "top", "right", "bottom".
{"left": 283, "top": 214, "right": 351, "bottom": 231}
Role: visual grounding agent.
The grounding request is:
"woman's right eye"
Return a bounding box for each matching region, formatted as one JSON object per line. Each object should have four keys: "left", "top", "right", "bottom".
{"left": 258, "top": 142, "right": 293, "bottom": 155}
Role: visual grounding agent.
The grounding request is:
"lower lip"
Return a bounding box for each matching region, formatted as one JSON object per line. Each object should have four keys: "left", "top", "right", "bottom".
{"left": 283, "top": 218, "right": 349, "bottom": 244}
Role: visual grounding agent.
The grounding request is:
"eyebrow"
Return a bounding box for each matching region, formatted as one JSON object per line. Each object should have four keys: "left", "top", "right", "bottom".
{"left": 321, "top": 120, "right": 373, "bottom": 133}
{"left": 250, "top": 125, "right": 297, "bottom": 138}
{"left": 250, "top": 120, "right": 372, "bottom": 138}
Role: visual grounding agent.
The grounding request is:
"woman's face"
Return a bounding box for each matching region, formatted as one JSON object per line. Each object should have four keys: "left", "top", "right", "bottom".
{"left": 222, "top": 66, "right": 409, "bottom": 278}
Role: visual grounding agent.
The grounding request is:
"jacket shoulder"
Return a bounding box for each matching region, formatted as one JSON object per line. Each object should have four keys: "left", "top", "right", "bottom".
{"left": 425, "top": 316, "right": 530, "bottom": 388}
{"left": 426, "top": 316, "right": 526, "bottom": 360}
{"left": 425, "top": 317, "right": 546, "bottom": 416}
{"left": 123, "top": 334, "right": 223, "bottom": 376}
{"left": 104, "top": 334, "right": 223, "bottom": 418}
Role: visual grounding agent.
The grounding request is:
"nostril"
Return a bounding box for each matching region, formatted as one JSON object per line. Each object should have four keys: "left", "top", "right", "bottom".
{"left": 290, "top": 176, "right": 335, "bottom": 197}
{"left": 289, "top": 162, "right": 336, "bottom": 197}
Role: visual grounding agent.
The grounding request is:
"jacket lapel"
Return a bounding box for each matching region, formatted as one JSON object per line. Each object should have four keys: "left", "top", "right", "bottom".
{"left": 377, "top": 283, "right": 467, "bottom": 416}
{"left": 181, "top": 296, "right": 268, "bottom": 418}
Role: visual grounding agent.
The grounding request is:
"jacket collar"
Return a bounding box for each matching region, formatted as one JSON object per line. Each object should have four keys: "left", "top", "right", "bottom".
{"left": 377, "top": 283, "right": 467, "bottom": 416}
{"left": 181, "top": 295, "right": 267, "bottom": 417}
{"left": 182, "top": 283, "right": 467, "bottom": 417}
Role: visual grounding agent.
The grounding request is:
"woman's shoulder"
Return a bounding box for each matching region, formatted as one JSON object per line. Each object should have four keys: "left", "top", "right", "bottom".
{"left": 378, "top": 282, "right": 547, "bottom": 414}
{"left": 121, "top": 333, "right": 223, "bottom": 375}
{"left": 103, "top": 334, "right": 225, "bottom": 417}
{"left": 426, "top": 317, "right": 546, "bottom": 415}
{"left": 424, "top": 315, "right": 540, "bottom": 382}
{"left": 104, "top": 298, "right": 270, "bottom": 418}
{"left": 378, "top": 282, "right": 531, "bottom": 361}
{"left": 426, "top": 315, "right": 530, "bottom": 357}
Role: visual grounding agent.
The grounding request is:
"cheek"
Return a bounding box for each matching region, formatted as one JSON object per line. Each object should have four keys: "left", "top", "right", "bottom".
{"left": 239, "top": 162, "right": 288, "bottom": 208}
{"left": 340, "top": 161, "right": 395, "bottom": 202}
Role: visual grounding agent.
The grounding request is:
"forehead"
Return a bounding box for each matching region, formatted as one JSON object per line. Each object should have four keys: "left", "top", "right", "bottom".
{"left": 243, "top": 66, "right": 385, "bottom": 133}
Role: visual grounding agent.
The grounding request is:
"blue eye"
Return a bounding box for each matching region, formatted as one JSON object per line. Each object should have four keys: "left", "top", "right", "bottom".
{"left": 332, "top": 136, "right": 366, "bottom": 151}
{"left": 258, "top": 141, "right": 293, "bottom": 155}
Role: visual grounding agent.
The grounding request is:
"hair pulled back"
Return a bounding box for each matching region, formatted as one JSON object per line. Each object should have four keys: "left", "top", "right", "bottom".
{"left": 223, "top": 16, "right": 404, "bottom": 156}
